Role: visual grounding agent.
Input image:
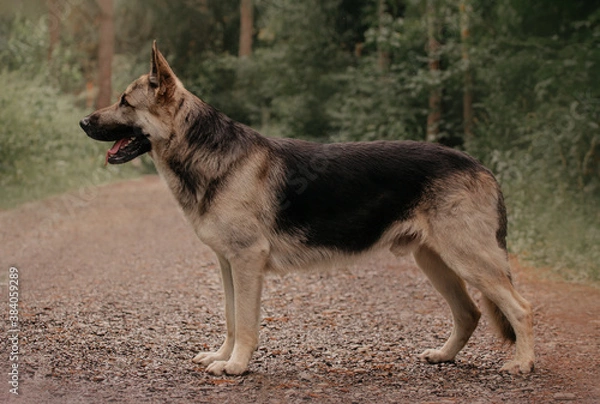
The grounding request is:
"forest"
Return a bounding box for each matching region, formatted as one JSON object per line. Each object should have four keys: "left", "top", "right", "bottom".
{"left": 0, "top": 0, "right": 598, "bottom": 280}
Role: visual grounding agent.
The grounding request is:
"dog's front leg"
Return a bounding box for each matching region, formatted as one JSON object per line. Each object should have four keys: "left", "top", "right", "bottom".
{"left": 205, "top": 246, "right": 267, "bottom": 376}
{"left": 193, "top": 254, "right": 235, "bottom": 366}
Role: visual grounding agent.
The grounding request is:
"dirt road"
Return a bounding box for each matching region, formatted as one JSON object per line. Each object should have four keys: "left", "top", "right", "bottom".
{"left": 1, "top": 176, "right": 599, "bottom": 403}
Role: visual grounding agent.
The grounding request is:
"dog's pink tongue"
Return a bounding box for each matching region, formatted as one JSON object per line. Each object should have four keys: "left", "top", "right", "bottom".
{"left": 105, "top": 138, "right": 129, "bottom": 165}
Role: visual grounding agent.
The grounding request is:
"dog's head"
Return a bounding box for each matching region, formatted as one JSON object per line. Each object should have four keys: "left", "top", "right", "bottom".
{"left": 80, "top": 41, "right": 182, "bottom": 164}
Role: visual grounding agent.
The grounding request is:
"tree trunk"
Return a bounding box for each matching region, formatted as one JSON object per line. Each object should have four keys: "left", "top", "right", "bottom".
{"left": 239, "top": 0, "right": 253, "bottom": 58}
{"left": 460, "top": 0, "right": 473, "bottom": 145}
{"left": 47, "top": 0, "right": 61, "bottom": 60}
{"left": 377, "top": 0, "right": 390, "bottom": 71}
{"left": 426, "top": 0, "right": 441, "bottom": 142}
{"left": 96, "top": 0, "right": 114, "bottom": 109}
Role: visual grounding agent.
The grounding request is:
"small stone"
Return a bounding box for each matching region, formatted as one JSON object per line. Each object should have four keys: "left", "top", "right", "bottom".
{"left": 553, "top": 393, "right": 577, "bottom": 401}
{"left": 298, "top": 371, "right": 313, "bottom": 381}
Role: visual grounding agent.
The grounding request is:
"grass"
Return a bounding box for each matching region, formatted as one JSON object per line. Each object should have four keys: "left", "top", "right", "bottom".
{"left": 496, "top": 154, "right": 600, "bottom": 283}
{"left": 507, "top": 195, "right": 600, "bottom": 283}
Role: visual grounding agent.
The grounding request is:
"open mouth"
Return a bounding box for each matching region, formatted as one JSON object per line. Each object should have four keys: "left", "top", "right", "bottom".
{"left": 105, "top": 135, "right": 152, "bottom": 165}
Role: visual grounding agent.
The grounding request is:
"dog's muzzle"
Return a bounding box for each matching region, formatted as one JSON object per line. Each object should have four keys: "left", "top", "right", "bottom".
{"left": 79, "top": 115, "right": 152, "bottom": 165}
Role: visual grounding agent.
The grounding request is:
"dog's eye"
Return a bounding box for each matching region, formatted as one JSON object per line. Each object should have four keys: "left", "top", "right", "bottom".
{"left": 120, "top": 95, "right": 131, "bottom": 108}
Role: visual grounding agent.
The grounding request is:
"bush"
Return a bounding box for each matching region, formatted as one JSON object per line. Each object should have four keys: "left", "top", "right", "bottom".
{"left": 0, "top": 71, "right": 148, "bottom": 208}
{"left": 473, "top": 32, "right": 600, "bottom": 281}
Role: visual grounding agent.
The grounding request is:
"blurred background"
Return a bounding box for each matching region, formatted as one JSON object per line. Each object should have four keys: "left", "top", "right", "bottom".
{"left": 0, "top": 0, "right": 598, "bottom": 281}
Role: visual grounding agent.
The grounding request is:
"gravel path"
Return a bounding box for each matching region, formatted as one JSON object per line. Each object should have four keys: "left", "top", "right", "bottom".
{"left": 1, "top": 176, "right": 599, "bottom": 403}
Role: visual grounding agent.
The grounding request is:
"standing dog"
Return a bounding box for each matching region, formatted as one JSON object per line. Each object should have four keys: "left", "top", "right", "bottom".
{"left": 80, "top": 42, "right": 534, "bottom": 376}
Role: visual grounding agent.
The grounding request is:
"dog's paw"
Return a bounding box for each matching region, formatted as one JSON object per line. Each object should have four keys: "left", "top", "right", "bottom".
{"left": 205, "top": 360, "right": 248, "bottom": 376}
{"left": 192, "top": 351, "right": 230, "bottom": 366}
{"left": 500, "top": 359, "right": 534, "bottom": 375}
{"left": 418, "top": 349, "right": 455, "bottom": 364}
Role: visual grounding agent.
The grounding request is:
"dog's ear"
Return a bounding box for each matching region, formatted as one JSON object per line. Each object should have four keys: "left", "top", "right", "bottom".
{"left": 149, "top": 40, "right": 176, "bottom": 90}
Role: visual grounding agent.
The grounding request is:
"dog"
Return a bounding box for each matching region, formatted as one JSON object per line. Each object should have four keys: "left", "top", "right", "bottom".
{"left": 80, "top": 41, "right": 534, "bottom": 376}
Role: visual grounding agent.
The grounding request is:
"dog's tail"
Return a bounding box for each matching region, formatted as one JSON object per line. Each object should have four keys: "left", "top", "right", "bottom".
{"left": 482, "top": 282, "right": 517, "bottom": 343}
{"left": 482, "top": 185, "right": 516, "bottom": 343}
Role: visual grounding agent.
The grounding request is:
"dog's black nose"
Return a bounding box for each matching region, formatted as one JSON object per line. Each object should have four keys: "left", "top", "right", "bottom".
{"left": 79, "top": 117, "right": 90, "bottom": 130}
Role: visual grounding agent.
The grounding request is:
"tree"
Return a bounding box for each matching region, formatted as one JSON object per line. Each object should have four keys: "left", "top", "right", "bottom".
{"left": 47, "top": 0, "right": 61, "bottom": 61}
{"left": 96, "top": 0, "right": 114, "bottom": 109}
{"left": 239, "top": 0, "right": 253, "bottom": 57}
{"left": 377, "top": 0, "right": 390, "bottom": 71}
{"left": 426, "top": 0, "right": 441, "bottom": 142}
{"left": 459, "top": 0, "right": 473, "bottom": 145}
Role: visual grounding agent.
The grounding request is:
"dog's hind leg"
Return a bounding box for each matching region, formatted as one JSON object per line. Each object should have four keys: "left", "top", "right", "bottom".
{"left": 193, "top": 254, "right": 236, "bottom": 366}
{"left": 437, "top": 243, "right": 534, "bottom": 374}
{"left": 480, "top": 279, "right": 534, "bottom": 374}
{"left": 412, "top": 245, "right": 481, "bottom": 364}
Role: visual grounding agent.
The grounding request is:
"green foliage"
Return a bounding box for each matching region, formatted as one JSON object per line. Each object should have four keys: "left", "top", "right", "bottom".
{"left": 0, "top": 71, "right": 148, "bottom": 209}
{"left": 0, "top": 1, "right": 99, "bottom": 94}
{"left": 328, "top": 60, "right": 427, "bottom": 141}
{"left": 329, "top": 11, "right": 428, "bottom": 141}
{"left": 186, "top": 0, "right": 358, "bottom": 139}
{"left": 491, "top": 148, "right": 599, "bottom": 281}
{"left": 0, "top": 14, "right": 49, "bottom": 74}
{"left": 471, "top": 6, "right": 600, "bottom": 281}
{"left": 329, "top": 1, "right": 469, "bottom": 144}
